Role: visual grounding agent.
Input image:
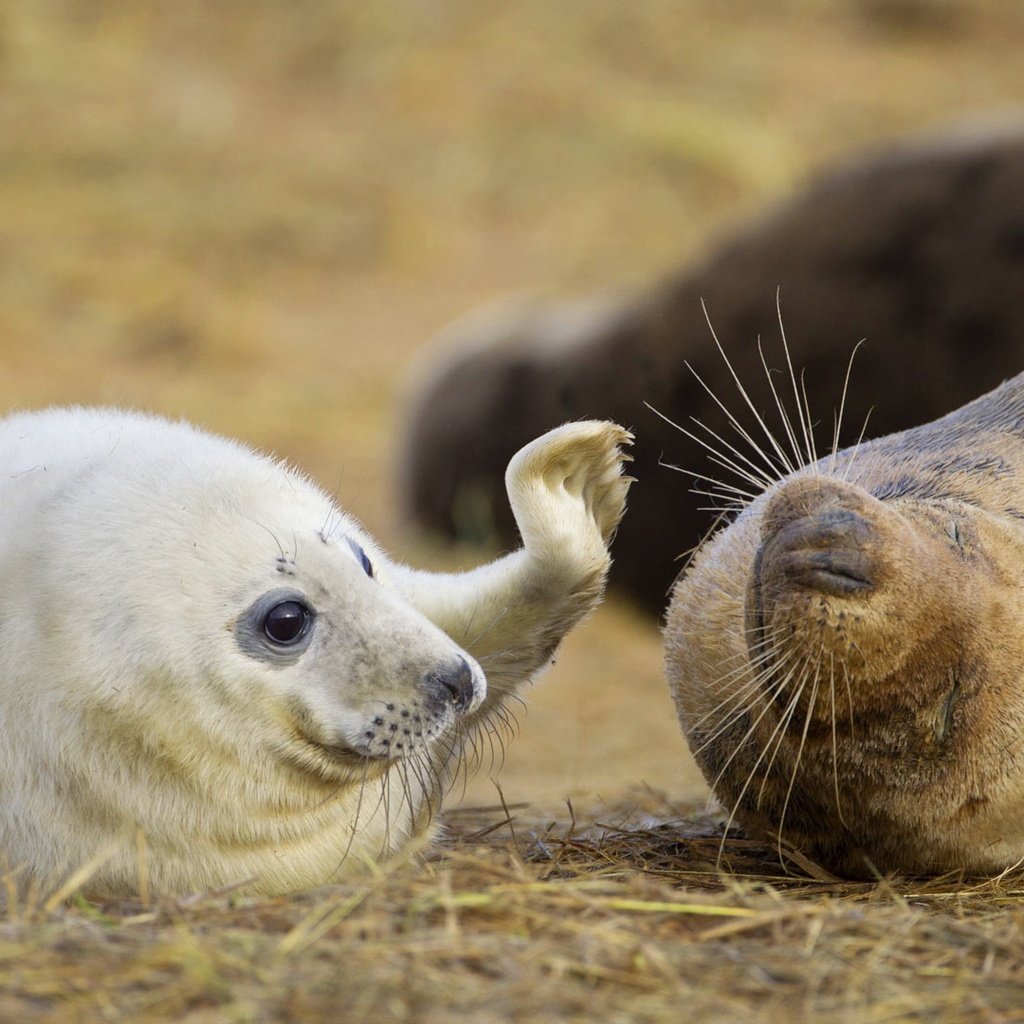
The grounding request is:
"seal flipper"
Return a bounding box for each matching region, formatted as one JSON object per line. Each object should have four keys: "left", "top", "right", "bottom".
{"left": 391, "top": 421, "right": 632, "bottom": 719}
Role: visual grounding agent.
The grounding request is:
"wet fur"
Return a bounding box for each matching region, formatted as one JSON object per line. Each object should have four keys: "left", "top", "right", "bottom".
{"left": 665, "top": 322, "right": 1024, "bottom": 877}
{"left": 0, "top": 408, "right": 631, "bottom": 897}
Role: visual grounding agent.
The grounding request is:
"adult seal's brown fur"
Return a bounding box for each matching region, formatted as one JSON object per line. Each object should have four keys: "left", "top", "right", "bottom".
{"left": 665, "top": 368, "right": 1024, "bottom": 877}
{"left": 399, "top": 115, "right": 1024, "bottom": 614}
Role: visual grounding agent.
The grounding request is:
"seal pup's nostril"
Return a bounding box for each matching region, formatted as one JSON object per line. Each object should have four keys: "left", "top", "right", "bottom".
{"left": 426, "top": 656, "right": 476, "bottom": 712}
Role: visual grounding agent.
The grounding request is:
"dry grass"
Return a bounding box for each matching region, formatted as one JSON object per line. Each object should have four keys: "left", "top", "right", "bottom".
{"left": 4, "top": 798, "right": 1024, "bottom": 1023}
{"left": 4, "top": 1, "right": 1024, "bottom": 1019}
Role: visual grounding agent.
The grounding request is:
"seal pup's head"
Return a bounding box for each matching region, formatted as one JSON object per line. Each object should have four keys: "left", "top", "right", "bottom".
{"left": 0, "top": 408, "right": 491, "bottom": 895}
{"left": 45, "top": 409, "right": 486, "bottom": 775}
{"left": 664, "top": 342, "right": 1024, "bottom": 877}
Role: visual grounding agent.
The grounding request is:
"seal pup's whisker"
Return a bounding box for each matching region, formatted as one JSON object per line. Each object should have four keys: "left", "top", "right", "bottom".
{"left": 646, "top": 403, "right": 777, "bottom": 500}
{"left": 800, "top": 370, "right": 819, "bottom": 469}
{"left": 687, "top": 413, "right": 785, "bottom": 490}
{"left": 443, "top": 737, "right": 472, "bottom": 803}
{"left": 461, "top": 702, "right": 519, "bottom": 782}
{"left": 684, "top": 620, "right": 791, "bottom": 701}
{"left": 685, "top": 635, "right": 796, "bottom": 746}
{"left": 839, "top": 660, "right": 856, "bottom": 736}
{"left": 714, "top": 662, "right": 804, "bottom": 865}
{"left": 456, "top": 722, "right": 485, "bottom": 778}
{"left": 402, "top": 755, "right": 433, "bottom": 828}
{"left": 688, "top": 468, "right": 763, "bottom": 502}
{"left": 245, "top": 517, "right": 291, "bottom": 565}
{"left": 484, "top": 700, "right": 520, "bottom": 744}
{"left": 755, "top": 338, "right": 807, "bottom": 477}
{"left": 651, "top": 413, "right": 770, "bottom": 501}
{"left": 688, "top": 626, "right": 782, "bottom": 708}
{"left": 754, "top": 657, "right": 816, "bottom": 807}
{"left": 666, "top": 376, "right": 789, "bottom": 486}
{"left": 488, "top": 713, "right": 513, "bottom": 773}
{"left": 706, "top": 652, "right": 803, "bottom": 796}
{"left": 428, "top": 728, "right": 462, "bottom": 798}
{"left": 692, "top": 494, "right": 756, "bottom": 516}
{"left": 328, "top": 757, "right": 375, "bottom": 882}
{"left": 839, "top": 408, "right": 874, "bottom": 485}
{"left": 690, "top": 418, "right": 784, "bottom": 494}
{"left": 466, "top": 720, "right": 493, "bottom": 774}
{"left": 694, "top": 650, "right": 801, "bottom": 754}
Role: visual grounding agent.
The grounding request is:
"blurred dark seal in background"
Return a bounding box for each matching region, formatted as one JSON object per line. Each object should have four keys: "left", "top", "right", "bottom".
{"left": 399, "top": 115, "right": 1024, "bottom": 616}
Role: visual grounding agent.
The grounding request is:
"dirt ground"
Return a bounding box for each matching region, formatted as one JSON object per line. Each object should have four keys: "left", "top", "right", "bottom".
{"left": 5, "top": 1, "right": 1024, "bottom": 824}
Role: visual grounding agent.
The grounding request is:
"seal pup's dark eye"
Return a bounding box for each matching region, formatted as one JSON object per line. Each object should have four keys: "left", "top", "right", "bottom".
{"left": 235, "top": 589, "right": 316, "bottom": 661}
{"left": 262, "top": 600, "right": 312, "bottom": 646}
{"left": 348, "top": 539, "right": 374, "bottom": 578}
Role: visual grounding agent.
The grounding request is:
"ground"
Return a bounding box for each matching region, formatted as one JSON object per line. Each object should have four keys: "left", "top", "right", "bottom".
{"left": 2, "top": 2, "right": 1024, "bottom": 1020}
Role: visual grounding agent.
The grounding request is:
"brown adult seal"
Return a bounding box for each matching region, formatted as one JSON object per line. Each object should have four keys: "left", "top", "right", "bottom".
{"left": 665, "top": 366, "right": 1024, "bottom": 877}
{"left": 400, "top": 115, "right": 1024, "bottom": 615}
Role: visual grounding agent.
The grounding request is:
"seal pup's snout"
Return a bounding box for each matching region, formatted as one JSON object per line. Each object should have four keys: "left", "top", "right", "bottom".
{"left": 425, "top": 656, "right": 481, "bottom": 715}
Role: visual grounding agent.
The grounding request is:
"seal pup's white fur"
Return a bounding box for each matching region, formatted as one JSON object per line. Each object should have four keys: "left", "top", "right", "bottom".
{"left": 0, "top": 408, "right": 631, "bottom": 897}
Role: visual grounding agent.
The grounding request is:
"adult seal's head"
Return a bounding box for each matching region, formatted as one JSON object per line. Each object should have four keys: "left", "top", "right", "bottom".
{"left": 665, "top": 366, "right": 1024, "bottom": 877}
{"left": 0, "top": 407, "right": 631, "bottom": 898}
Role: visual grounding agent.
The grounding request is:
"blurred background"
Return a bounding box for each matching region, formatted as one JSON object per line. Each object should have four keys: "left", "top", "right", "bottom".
{"left": 3, "top": 0, "right": 1023, "bottom": 811}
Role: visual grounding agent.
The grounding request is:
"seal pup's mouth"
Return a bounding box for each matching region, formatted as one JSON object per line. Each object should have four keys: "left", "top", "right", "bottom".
{"left": 283, "top": 655, "right": 484, "bottom": 772}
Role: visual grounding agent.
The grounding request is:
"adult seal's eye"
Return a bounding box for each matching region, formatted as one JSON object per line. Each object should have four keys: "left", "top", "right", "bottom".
{"left": 262, "top": 600, "right": 312, "bottom": 646}
{"left": 349, "top": 539, "right": 374, "bottom": 578}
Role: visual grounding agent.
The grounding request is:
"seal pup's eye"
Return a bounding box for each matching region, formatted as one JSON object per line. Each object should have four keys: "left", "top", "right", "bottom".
{"left": 235, "top": 589, "right": 316, "bottom": 661}
{"left": 348, "top": 539, "right": 374, "bottom": 578}
{"left": 262, "top": 600, "right": 313, "bottom": 646}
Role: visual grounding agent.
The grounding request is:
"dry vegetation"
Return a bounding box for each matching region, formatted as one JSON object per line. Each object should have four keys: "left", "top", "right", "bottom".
{"left": 5, "top": 801, "right": 1024, "bottom": 1022}
{"left": 3, "top": 0, "right": 1024, "bottom": 1020}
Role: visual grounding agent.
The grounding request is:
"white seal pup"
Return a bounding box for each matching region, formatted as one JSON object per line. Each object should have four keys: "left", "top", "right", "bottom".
{"left": 0, "top": 407, "right": 631, "bottom": 897}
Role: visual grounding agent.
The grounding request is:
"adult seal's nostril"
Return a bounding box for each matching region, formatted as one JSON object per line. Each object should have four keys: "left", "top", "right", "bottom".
{"left": 763, "top": 507, "right": 877, "bottom": 597}
{"left": 427, "top": 657, "right": 476, "bottom": 712}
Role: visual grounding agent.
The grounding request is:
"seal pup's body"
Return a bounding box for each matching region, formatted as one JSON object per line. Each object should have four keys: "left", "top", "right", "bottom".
{"left": 0, "top": 408, "right": 630, "bottom": 897}
{"left": 666, "top": 371, "right": 1024, "bottom": 877}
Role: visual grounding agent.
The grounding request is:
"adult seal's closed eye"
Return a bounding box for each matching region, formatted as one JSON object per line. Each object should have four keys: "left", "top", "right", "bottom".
{"left": 665, "top": 363, "right": 1024, "bottom": 878}
{"left": 0, "top": 407, "right": 631, "bottom": 898}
